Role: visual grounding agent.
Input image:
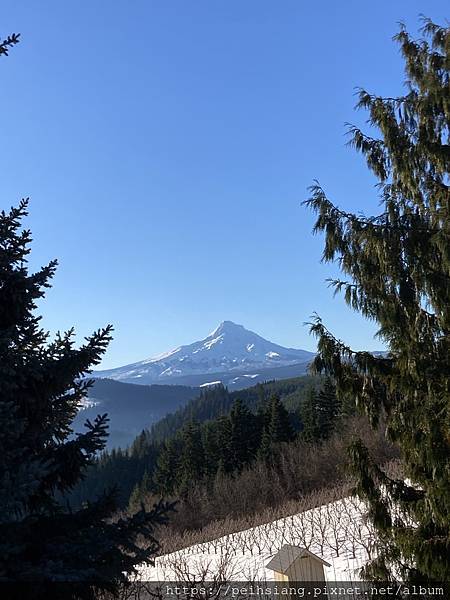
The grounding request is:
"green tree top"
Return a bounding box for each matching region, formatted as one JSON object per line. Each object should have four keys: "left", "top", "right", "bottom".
{"left": 304, "top": 19, "right": 449, "bottom": 582}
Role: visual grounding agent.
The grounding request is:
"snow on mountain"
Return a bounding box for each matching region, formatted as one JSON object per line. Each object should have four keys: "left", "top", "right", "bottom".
{"left": 93, "top": 321, "right": 314, "bottom": 386}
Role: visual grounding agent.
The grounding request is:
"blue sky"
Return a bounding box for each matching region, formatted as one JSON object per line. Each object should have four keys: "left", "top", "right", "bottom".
{"left": 1, "top": 1, "right": 447, "bottom": 369}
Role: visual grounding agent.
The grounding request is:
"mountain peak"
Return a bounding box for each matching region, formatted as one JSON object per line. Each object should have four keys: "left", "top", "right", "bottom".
{"left": 210, "top": 320, "right": 245, "bottom": 336}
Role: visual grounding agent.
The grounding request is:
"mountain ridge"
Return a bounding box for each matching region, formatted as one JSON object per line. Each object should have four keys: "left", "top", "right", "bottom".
{"left": 74, "top": 379, "right": 200, "bottom": 449}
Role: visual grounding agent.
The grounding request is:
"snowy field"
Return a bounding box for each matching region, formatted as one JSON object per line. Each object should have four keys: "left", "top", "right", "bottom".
{"left": 138, "top": 495, "right": 375, "bottom": 582}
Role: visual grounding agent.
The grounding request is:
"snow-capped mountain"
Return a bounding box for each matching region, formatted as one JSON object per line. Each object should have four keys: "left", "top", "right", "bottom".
{"left": 93, "top": 321, "right": 315, "bottom": 386}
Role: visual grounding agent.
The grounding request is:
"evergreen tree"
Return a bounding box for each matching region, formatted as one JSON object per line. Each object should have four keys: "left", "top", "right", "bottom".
{"left": 128, "top": 482, "right": 143, "bottom": 515}
{"left": 257, "top": 396, "right": 295, "bottom": 463}
{"left": 153, "top": 438, "right": 180, "bottom": 495}
{"left": 267, "top": 395, "right": 295, "bottom": 444}
{"left": 130, "top": 430, "right": 150, "bottom": 459}
{"left": 0, "top": 200, "right": 172, "bottom": 594}
{"left": 202, "top": 416, "right": 232, "bottom": 476}
{"left": 299, "top": 387, "right": 320, "bottom": 442}
{"left": 255, "top": 382, "right": 267, "bottom": 407}
{"left": 259, "top": 396, "right": 295, "bottom": 461}
{"left": 128, "top": 470, "right": 152, "bottom": 514}
{"left": 301, "top": 379, "right": 340, "bottom": 442}
{"left": 178, "top": 420, "right": 204, "bottom": 495}
{"left": 304, "top": 20, "right": 449, "bottom": 581}
{"left": 229, "top": 399, "right": 260, "bottom": 469}
{"left": 317, "top": 378, "right": 340, "bottom": 439}
{"left": 257, "top": 426, "right": 274, "bottom": 462}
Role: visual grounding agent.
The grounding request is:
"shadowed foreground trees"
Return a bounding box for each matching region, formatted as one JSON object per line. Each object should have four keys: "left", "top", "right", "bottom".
{"left": 0, "top": 202, "right": 172, "bottom": 596}
{"left": 305, "top": 19, "right": 449, "bottom": 582}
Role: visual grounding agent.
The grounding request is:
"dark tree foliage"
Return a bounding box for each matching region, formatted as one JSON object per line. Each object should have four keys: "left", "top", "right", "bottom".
{"left": 148, "top": 376, "right": 317, "bottom": 443}
{"left": 265, "top": 395, "right": 296, "bottom": 444}
{"left": 70, "top": 439, "right": 161, "bottom": 509}
{"left": 299, "top": 388, "right": 320, "bottom": 443}
{"left": 151, "top": 393, "right": 301, "bottom": 497}
{"left": 0, "top": 201, "right": 172, "bottom": 592}
{"left": 152, "top": 438, "right": 180, "bottom": 496}
{"left": 257, "top": 396, "right": 296, "bottom": 461}
{"left": 0, "top": 32, "right": 20, "bottom": 57}
{"left": 202, "top": 416, "right": 232, "bottom": 476}
{"left": 128, "top": 470, "right": 153, "bottom": 514}
{"left": 300, "top": 378, "right": 340, "bottom": 442}
{"left": 178, "top": 420, "right": 205, "bottom": 496}
{"left": 304, "top": 20, "right": 449, "bottom": 582}
{"left": 315, "top": 377, "right": 340, "bottom": 440}
{"left": 228, "top": 399, "right": 261, "bottom": 469}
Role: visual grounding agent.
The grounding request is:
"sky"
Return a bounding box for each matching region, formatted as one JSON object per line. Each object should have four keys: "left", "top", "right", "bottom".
{"left": 0, "top": 1, "right": 447, "bottom": 369}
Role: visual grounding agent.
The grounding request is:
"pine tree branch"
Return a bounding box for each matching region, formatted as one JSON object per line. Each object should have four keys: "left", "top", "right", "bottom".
{"left": 0, "top": 33, "right": 20, "bottom": 57}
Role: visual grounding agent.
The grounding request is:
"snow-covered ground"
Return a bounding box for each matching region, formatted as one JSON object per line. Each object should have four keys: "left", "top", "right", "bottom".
{"left": 139, "top": 495, "right": 375, "bottom": 582}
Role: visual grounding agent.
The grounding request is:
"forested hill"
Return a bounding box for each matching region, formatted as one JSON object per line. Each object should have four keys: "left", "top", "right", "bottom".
{"left": 72, "top": 379, "right": 200, "bottom": 449}
{"left": 149, "top": 375, "right": 320, "bottom": 442}
{"left": 69, "top": 375, "right": 322, "bottom": 508}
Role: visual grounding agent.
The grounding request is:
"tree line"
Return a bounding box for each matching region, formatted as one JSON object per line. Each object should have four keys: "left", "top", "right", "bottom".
{"left": 69, "top": 375, "right": 346, "bottom": 510}
{"left": 148, "top": 375, "right": 319, "bottom": 442}
{"left": 148, "top": 378, "right": 343, "bottom": 499}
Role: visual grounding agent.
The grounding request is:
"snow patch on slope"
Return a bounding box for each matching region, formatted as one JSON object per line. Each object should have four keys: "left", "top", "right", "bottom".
{"left": 199, "top": 381, "right": 222, "bottom": 388}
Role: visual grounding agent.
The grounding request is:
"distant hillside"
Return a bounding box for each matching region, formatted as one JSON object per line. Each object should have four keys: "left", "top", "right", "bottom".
{"left": 149, "top": 375, "right": 320, "bottom": 442}
{"left": 72, "top": 379, "right": 200, "bottom": 449}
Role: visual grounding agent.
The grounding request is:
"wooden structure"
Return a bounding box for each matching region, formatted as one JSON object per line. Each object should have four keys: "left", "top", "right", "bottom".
{"left": 265, "top": 544, "right": 330, "bottom": 582}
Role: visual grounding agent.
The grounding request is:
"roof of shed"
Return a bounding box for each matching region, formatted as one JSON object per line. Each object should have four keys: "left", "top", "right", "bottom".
{"left": 265, "top": 544, "right": 331, "bottom": 573}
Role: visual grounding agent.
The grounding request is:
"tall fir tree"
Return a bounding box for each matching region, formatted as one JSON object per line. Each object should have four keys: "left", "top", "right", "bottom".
{"left": 202, "top": 416, "right": 232, "bottom": 476}
{"left": 268, "top": 395, "right": 295, "bottom": 444}
{"left": 257, "top": 426, "right": 274, "bottom": 463}
{"left": 0, "top": 200, "right": 172, "bottom": 594}
{"left": 178, "top": 420, "right": 204, "bottom": 496}
{"left": 128, "top": 470, "right": 152, "bottom": 514}
{"left": 229, "top": 399, "right": 260, "bottom": 470}
{"left": 304, "top": 20, "right": 449, "bottom": 581}
{"left": 260, "top": 395, "right": 295, "bottom": 455}
{"left": 301, "top": 379, "right": 340, "bottom": 442}
{"left": 299, "top": 387, "right": 320, "bottom": 442}
{"left": 153, "top": 437, "right": 180, "bottom": 495}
